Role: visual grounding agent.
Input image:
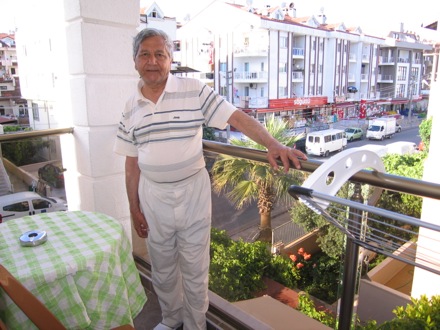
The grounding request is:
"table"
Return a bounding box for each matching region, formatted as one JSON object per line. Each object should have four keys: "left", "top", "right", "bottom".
{"left": 0, "top": 211, "right": 147, "bottom": 330}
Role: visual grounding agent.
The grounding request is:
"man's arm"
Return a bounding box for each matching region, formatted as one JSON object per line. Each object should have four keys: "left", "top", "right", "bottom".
{"left": 227, "top": 110, "right": 307, "bottom": 172}
{"left": 125, "top": 156, "right": 148, "bottom": 238}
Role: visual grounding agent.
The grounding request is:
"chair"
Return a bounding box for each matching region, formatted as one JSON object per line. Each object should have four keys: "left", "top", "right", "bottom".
{"left": 0, "top": 265, "right": 134, "bottom": 330}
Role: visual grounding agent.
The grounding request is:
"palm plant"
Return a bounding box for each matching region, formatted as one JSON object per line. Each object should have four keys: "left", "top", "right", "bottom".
{"left": 210, "top": 115, "right": 306, "bottom": 242}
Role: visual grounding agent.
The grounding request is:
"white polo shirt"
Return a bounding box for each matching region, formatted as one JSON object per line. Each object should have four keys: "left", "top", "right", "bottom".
{"left": 114, "top": 74, "right": 236, "bottom": 183}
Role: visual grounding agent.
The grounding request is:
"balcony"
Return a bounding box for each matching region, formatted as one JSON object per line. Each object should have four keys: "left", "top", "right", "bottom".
{"left": 233, "top": 46, "right": 268, "bottom": 57}
{"left": 291, "top": 71, "right": 304, "bottom": 81}
{"left": 361, "top": 54, "right": 370, "bottom": 63}
{"left": 379, "top": 57, "right": 395, "bottom": 65}
{"left": 377, "top": 74, "right": 394, "bottom": 82}
{"left": 236, "top": 96, "right": 268, "bottom": 108}
{"left": 233, "top": 71, "right": 268, "bottom": 83}
{"left": 292, "top": 47, "right": 305, "bottom": 58}
{"left": 1, "top": 128, "right": 440, "bottom": 329}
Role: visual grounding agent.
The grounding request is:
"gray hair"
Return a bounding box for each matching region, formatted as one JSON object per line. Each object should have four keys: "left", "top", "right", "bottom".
{"left": 132, "top": 28, "right": 174, "bottom": 61}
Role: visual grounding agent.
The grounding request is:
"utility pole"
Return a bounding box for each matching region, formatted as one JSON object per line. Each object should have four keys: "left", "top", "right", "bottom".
{"left": 408, "top": 74, "right": 415, "bottom": 123}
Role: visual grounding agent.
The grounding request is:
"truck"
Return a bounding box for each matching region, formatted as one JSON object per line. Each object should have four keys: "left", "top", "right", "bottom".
{"left": 366, "top": 117, "right": 396, "bottom": 140}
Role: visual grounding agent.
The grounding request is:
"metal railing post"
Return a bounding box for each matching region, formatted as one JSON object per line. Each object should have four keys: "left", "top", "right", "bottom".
{"left": 338, "top": 182, "right": 363, "bottom": 330}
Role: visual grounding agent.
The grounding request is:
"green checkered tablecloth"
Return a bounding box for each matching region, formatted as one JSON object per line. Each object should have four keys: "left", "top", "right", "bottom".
{"left": 0, "top": 211, "right": 147, "bottom": 329}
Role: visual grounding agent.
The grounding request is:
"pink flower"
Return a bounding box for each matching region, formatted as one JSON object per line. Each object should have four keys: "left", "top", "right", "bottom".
{"left": 298, "top": 248, "right": 305, "bottom": 255}
{"left": 296, "top": 263, "right": 304, "bottom": 269}
{"left": 304, "top": 253, "right": 312, "bottom": 260}
{"left": 289, "top": 254, "right": 297, "bottom": 262}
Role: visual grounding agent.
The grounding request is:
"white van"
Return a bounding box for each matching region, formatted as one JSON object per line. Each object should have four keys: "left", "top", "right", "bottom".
{"left": 306, "top": 129, "right": 347, "bottom": 157}
{"left": 0, "top": 192, "right": 68, "bottom": 223}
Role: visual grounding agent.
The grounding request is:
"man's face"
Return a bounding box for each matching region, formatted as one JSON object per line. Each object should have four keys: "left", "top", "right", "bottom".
{"left": 134, "top": 36, "right": 172, "bottom": 87}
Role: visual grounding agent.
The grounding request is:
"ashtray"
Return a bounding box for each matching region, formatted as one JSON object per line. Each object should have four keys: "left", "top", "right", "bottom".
{"left": 19, "top": 230, "right": 48, "bottom": 247}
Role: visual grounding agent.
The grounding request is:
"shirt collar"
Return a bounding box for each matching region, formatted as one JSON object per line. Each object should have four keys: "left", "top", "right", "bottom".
{"left": 135, "top": 74, "right": 178, "bottom": 103}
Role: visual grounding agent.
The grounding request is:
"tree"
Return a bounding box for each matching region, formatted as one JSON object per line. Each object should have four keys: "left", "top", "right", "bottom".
{"left": 210, "top": 115, "right": 305, "bottom": 242}
{"left": 1, "top": 126, "right": 49, "bottom": 166}
{"left": 290, "top": 182, "right": 350, "bottom": 259}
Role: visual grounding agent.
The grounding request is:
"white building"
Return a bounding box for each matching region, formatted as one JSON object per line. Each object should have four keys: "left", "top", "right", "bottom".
{"left": 177, "top": 2, "right": 432, "bottom": 126}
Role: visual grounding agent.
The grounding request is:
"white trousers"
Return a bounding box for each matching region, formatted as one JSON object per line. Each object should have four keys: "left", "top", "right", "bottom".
{"left": 139, "top": 169, "right": 211, "bottom": 330}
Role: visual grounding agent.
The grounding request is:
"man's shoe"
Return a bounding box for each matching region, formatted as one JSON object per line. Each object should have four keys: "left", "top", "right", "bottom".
{"left": 153, "top": 322, "right": 183, "bottom": 330}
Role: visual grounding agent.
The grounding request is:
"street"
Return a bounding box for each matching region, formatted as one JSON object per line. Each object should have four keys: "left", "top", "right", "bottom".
{"left": 214, "top": 123, "right": 422, "bottom": 240}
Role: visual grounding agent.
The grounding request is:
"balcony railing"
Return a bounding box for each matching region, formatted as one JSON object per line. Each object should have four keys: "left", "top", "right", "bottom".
{"left": 2, "top": 129, "right": 440, "bottom": 329}
{"left": 233, "top": 71, "right": 268, "bottom": 81}
{"left": 292, "top": 48, "right": 305, "bottom": 57}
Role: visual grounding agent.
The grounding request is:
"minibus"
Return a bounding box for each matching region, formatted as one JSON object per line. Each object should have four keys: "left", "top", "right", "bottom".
{"left": 305, "top": 129, "right": 347, "bottom": 157}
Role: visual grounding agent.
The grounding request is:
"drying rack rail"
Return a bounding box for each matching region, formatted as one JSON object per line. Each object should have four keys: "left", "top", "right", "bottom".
{"left": 288, "top": 185, "right": 440, "bottom": 276}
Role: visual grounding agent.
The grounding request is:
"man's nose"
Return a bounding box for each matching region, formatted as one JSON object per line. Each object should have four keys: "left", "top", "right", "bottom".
{"left": 145, "top": 54, "right": 156, "bottom": 64}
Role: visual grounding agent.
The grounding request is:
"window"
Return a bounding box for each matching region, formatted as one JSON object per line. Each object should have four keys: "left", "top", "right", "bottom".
{"left": 32, "top": 199, "right": 51, "bottom": 210}
{"left": 279, "top": 62, "right": 287, "bottom": 73}
{"left": 278, "top": 86, "right": 287, "bottom": 97}
{"left": 173, "top": 41, "right": 181, "bottom": 52}
{"left": 3, "top": 201, "right": 29, "bottom": 212}
{"left": 148, "top": 10, "right": 158, "bottom": 18}
{"left": 280, "top": 37, "right": 287, "bottom": 48}
{"left": 32, "top": 103, "right": 40, "bottom": 121}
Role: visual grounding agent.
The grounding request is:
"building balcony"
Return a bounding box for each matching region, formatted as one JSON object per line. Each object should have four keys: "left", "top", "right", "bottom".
{"left": 233, "top": 71, "right": 268, "bottom": 83}
{"left": 291, "top": 71, "right": 304, "bottom": 81}
{"left": 235, "top": 96, "right": 268, "bottom": 108}
{"left": 377, "top": 74, "right": 394, "bottom": 82}
{"left": 1, "top": 128, "right": 440, "bottom": 329}
{"left": 362, "top": 54, "right": 370, "bottom": 63}
{"left": 292, "top": 47, "right": 305, "bottom": 58}
{"left": 233, "top": 47, "right": 268, "bottom": 57}
{"left": 379, "top": 57, "right": 395, "bottom": 65}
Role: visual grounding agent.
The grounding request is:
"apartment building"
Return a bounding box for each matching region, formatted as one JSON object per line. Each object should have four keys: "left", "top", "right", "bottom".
{"left": 177, "top": 2, "right": 433, "bottom": 126}
{"left": 0, "top": 33, "right": 27, "bottom": 121}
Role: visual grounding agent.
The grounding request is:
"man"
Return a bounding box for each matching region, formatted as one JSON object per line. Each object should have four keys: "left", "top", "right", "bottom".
{"left": 114, "top": 28, "right": 306, "bottom": 330}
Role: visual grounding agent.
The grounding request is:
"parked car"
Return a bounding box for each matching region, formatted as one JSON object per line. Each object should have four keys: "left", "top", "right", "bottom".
{"left": 0, "top": 192, "right": 68, "bottom": 223}
{"left": 38, "top": 164, "right": 66, "bottom": 188}
{"left": 395, "top": 123, "right": 402, "bottom": 133}
{"left": 344, "top": 127, "right": 364, "bottom": 142}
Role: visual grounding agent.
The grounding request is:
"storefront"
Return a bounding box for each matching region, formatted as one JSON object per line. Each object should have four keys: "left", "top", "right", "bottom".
{"left": 244, "top": 96, "right": 329, "bottom": 128}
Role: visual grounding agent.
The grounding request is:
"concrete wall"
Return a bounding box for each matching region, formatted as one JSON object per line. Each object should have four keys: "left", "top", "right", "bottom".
{"left": 356, "top": 242, "right": 416, "bottom": 324}
{"left": 357, "top": 279, "right": 411, "bottom": 325}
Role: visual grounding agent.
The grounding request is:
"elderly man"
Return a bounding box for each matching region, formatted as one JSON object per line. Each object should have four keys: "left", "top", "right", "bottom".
{"left": 114, "top": 28, "right": 306, "bottom": 330}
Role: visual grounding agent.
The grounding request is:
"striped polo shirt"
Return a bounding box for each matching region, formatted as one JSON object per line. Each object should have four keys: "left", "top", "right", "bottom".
{"left": 114, "top": 74, "right": 236, "bottom": 183}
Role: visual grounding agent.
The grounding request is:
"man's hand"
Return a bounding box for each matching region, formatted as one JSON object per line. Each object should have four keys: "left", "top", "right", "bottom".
{"left": 131, "top": 210, "right": 149, "bottom": 238}
{"left": 266, "top": 141, "right": 307, "bottom": 173}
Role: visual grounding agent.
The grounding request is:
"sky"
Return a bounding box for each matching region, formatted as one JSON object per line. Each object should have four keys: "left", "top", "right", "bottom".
{"left": 1, "top": 0, "right": 438, "bottom": 36}
{"left": 155, "top": 0, "right": 439, "bottom": 36}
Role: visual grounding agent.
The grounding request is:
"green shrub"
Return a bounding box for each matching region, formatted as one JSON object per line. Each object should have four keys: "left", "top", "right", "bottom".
{"left": 209, "top": 228, "right": 300, "bottom": 301}
{"left": 297, "top": 292, "right": 336, "bottom": 328}
{"left": 356, "top": 295, "right": 440, "bottom": 329}
{"left": 1, "top": 126, "right": 49, "bottom": 166}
